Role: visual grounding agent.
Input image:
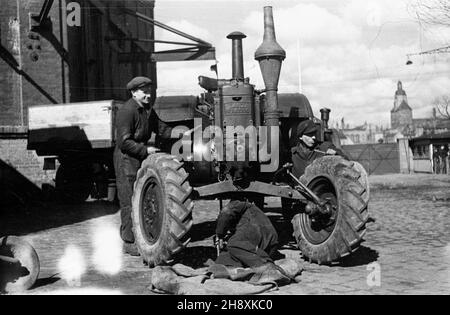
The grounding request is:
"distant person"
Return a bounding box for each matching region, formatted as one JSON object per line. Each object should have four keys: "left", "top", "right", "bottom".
{"left": 114, "top": 77, "right": 173, "bottom": 256}
{"left": 447, "top": 151, "right": 450, "bottom": 175}
{"left": 440, "top": 146, "right": 447, "bottom": 175}
{"left": 433, "top": 148, "right": 440, "bottom": 174}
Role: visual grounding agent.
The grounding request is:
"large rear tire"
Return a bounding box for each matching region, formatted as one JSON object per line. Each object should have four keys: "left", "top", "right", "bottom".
{"left": 132, "top": 154, "right": 194, "bottom": 267}
{"left": 292, "top": 156, "right": 370, "bottom": 264}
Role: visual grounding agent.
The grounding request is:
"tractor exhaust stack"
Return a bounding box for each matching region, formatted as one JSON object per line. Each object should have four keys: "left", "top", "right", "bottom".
{"left": 255, "top": 6, "right": 286, "bottom": 127}
{"left": 227, "top": 32, "right": 247, "bottom": 81}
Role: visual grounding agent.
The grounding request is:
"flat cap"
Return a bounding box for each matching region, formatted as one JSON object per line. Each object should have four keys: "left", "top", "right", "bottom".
{"left": 127, "top": 76, "right": 152, "bottom": 91}
{"left": 297, "top": 119, "right": 318, "bottom": 137}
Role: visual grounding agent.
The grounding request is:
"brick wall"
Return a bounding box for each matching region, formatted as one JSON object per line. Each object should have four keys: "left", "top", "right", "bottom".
{"left": 0, "top": 4, "right": 22, "bottom": 126}
{"left": 391, "top": 109, "right": 413, "bottom": 130}
{"left": 0, "top": 0, "right": 66, "bottom": 127}
{"left": 0, "top": 135, "right": 56, "bottom": 188}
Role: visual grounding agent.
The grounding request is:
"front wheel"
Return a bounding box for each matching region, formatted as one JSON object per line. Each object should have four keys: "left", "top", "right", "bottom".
{"left": 292, "top": 156, "right": 370, "bottom": 264}
{"left": 132, "top": 154, "right": 194, "bottom": 267}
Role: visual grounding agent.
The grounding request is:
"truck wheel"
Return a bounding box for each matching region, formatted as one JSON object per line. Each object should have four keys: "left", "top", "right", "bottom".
{"left": 0, "top": 236, "right": 40, "bottom": 293}
{"left": 55, "top": 164, "right": 93, "bottom": 203}
{"left": 292, "top": 156, "right": 370, "bottom": 265}
{"left": 132, "top": 154, "right": 194, "bottom": 267}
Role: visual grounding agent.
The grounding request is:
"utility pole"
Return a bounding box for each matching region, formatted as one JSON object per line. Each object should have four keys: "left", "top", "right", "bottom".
{"left": 297, "top": 38, "right": 302, "bottom": 93}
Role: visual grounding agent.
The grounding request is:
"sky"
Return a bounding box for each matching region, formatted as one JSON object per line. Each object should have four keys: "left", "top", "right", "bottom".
{"left": 153, "top": 0, "right": 450, "bottom": 128}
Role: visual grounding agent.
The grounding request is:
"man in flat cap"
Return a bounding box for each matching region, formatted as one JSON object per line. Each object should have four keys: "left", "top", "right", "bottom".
{"left": 291, "top": 119, "right": 348, "bottom": 179}
{"left": 114, "top": 76, "right": 173, "bottom": 256}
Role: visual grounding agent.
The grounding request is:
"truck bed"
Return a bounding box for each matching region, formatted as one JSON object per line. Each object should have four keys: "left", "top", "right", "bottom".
{"left": 27, "top": 100, "right": 122, "bottom": 155}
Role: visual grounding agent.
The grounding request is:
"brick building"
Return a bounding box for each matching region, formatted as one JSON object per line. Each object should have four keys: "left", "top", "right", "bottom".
{"left": 341, "top": 123, "right": 375, "bottom": 145}
{"left": 0, "top": 0, "right": 65, "bottom": 127}
{"left": 0, "top": 0, "right": 157, "bottom": 127}
{"left": 391, "top": 81, "right": 413, "bottom": 131}
{"left": 0, "top": 0, "right": 157, "bottom": 190}
{"left": 383, "top": 81, "right": 450, "bottom": 143}
{"left": 1, "top": 0, "right": 213, "bottom": 198}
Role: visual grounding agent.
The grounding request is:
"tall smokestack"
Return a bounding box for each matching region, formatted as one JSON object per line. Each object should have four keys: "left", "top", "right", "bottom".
{"left": 255, "top": 6, "right": 286, "bottom": 127}
{"left": 227, "top": 32, "right": 246, "bottom": 80}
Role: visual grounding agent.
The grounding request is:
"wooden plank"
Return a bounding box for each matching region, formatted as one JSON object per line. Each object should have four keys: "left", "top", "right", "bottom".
{"left": 28, "top": 101, "right": 115, "bottom": 143}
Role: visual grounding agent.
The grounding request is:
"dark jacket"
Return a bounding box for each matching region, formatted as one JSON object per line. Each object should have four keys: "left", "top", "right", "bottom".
{"left": 115, "top": 98, "right": 173, "bottom": 176}
{"left": 291, "top": 141, "right": 349, "bottom": 178}
{"left": 216, "top": 201, "right": 278, "bottom": 256}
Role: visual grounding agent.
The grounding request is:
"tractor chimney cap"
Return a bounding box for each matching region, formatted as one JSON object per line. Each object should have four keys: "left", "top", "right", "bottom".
{"left": 254, "top": 7, "right": 286, "bottom": 61}
{"left": 227, "top": 32, "right": 247, "bottom": 39}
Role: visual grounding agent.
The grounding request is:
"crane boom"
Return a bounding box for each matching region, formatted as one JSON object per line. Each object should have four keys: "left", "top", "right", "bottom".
{"left": 406, "top": 45, "right": 450, "bottom": 64}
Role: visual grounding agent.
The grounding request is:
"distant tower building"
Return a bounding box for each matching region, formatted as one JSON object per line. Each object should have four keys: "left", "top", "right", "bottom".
{"left": 391, "top": 81, "right": 413, "bottom": 130}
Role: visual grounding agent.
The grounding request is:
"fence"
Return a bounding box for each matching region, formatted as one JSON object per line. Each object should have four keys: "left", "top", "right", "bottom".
{"left": 342, "top": 143, "right": 400, "bottom": 175}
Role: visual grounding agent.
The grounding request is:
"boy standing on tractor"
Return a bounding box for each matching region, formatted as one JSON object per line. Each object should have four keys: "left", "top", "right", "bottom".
{"left": 291, "top": 119, "right": 349, "bottom": 179}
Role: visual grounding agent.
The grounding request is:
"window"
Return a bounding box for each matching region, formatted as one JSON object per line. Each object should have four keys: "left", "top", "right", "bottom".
{"left": 413, "top": 145, "right": 430, "bottom": 159}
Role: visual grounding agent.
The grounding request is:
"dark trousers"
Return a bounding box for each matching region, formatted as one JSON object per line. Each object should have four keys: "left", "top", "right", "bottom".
{"left": 216, "top": 242, "right": 275, "bottom": 268}
{"left": 114, "top": 149, "right": 140, "bottom": 243}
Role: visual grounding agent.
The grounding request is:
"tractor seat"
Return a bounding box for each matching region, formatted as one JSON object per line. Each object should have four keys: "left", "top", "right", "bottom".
{"left": 198, "top": 76, "right": 218, "bottom": 92}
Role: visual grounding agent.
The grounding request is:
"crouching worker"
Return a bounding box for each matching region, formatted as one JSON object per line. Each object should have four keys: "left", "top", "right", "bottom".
{"left": 291, "top": 119, "right": 349, "bottom": 179}
{"left": 214, "top": 200, "right": 278, "bottom": 268}
{"left": 210, "top": 200, "right": 299, "bottom": 285}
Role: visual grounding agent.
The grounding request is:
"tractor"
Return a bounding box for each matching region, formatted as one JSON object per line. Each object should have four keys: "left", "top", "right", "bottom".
{"left": 131, "top": 6, "right": 370, "bottom": 267}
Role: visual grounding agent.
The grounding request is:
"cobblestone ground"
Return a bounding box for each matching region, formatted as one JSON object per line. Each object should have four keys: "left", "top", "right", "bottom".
{"left": 1, "top": 174, "right": 449, "bottom": 295}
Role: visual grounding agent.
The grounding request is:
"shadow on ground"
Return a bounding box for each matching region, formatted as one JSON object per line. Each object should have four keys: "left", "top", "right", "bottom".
{"left": 0, "top": 159, "right": 45, "bottom": 207}
{"left": 174, "top": 246, "right": 217, "bottom": 269}
{"left": 31, "top": 275, "right": 62, "bottom": 290}
{"left": 338, "top": 245, "right": 379, "bottom": 267}
{"left": 0, "top": 158, "right": 119, "bottom": 237}
{"left": 0, "top": 201, "right": 119, "bottom": 238}
{"left": 189, "top": 221, "right": 216, "bottom": 243}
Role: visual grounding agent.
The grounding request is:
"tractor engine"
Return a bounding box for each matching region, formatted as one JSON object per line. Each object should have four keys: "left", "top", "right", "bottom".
{"left": 193, "top": 8, "right": 285, "bottom": 188}
{"left": 194, "top": 31, "right": 264, "bottom": 187}
{"left": 214, "top": 32, "right": 260, "bottom": 186}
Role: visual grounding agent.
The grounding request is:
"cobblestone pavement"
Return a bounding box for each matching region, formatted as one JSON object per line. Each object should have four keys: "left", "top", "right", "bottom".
{"left": 1, "top": 174, "right": 449, "bottom": 295}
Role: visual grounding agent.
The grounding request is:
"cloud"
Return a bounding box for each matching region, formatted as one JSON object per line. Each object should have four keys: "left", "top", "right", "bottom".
{"left": 244, "top": 4, "right": 362, "bottom": 46}
{"left": 340, "top": 0, "right": 412, "bottom": 28}
{"left": 155, "top": 1, "right": 450, "bottom": 126}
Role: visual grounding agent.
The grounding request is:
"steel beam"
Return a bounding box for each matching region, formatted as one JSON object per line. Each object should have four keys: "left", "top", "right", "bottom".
{"left": 118, "top": 47, "right": 216, "bottom": 63}
{"left": 195, "top": 180, "right": 306, "bottom": 200}
{"left": 36, "top": 0, "right": 55, "bottom": 25}
{"left": 125, "top": 9, "right": 212, "bottom": 47}
{"left": 152, "top": 47, "right": 216, "bottom": 62}
{"left": 0, "top": 44, "right": 58, "bottom": 104}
